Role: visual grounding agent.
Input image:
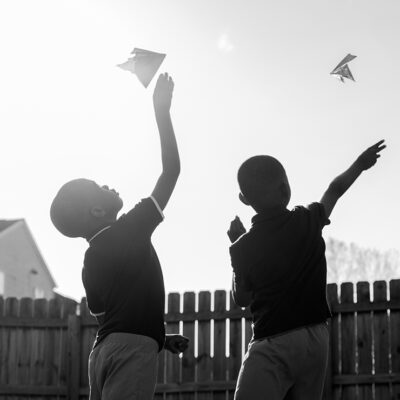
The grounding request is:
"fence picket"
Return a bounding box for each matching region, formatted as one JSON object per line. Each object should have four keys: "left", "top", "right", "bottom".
{"left": 0, "top": 297, "right": 5, "bottom": 388}
{"left": 67, "top": 311, "right": 81, "bottom": 400}
{"left": 157, "top": 295, "right": 166, "bottom": 400}
{"left": 165, "top": 293, "right": 181, "bottom": 400}
{"left": 41, "top": 298, "right": 57, "bottom": 399}
{"left": 197, "top": 291, "right": 212, "bottom": 400}
{"left": 373, "top": 281, "right": 391, "bottom": 399}
{"left": 5, "top": 298, "right": 19, "bottom": 400}
{"left": 182, "top": 292, "right": 195, "bottom": 400}
{"left": 60, "top": 298, "right": 77, "bottom": 391}
{"left": 47, "top": 298, "right": 63, "bottom": 400}
{"left": 340, "top": 282, "right": 357, "bottom": 399}
{"left": 326, "top": 283, "right": 339, "bottom": 400}
{"left": 17, "top": 299, "right": 33, "bottom": 387}
{"left": 213, "top": 290, "right": 227, "bottom": 400}
{"left": 356, "top": 282, "right": 373, "bottom": 400}
{"left": 228, "top": 293, "right": 241, "bottom": 400}
{"left": 31, "top": 299, "right": 47, "bottom": 390}
{"left": 390, "top": 279, "right": 400, "bottom": 399}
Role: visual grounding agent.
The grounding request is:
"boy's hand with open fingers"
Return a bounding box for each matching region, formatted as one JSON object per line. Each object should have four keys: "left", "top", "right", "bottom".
{"left": 153, "top": 73, "right": 174, "bottom": 113}
{"left": 227, "top": 216, "right": 246, "bottom": 243}
{"left": 356, "top": 139, "right": 386, "bottom": 171}
{"left": 164, "top": 334, "right": 189, "bottom": 354}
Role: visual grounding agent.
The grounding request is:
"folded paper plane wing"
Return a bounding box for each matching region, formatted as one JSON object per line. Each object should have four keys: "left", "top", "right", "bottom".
{"left": 117, "top": 57, "right": 136, "bottom": 73}
{"left": 331, "top": 53, "right": 357, "bottom": 74}
{"left": 336, "top": 64, "right": 355, "bottom": 81}
{"left": 117, "top": 48, "right": 166, "bottom": 88}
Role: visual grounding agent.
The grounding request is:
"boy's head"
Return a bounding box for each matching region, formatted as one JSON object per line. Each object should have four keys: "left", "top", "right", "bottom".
{"left": 237, "top": 155, "right": 291, "bottom": 212}
{"left": 50, "top": 179, "right": 123, "bottom": 238}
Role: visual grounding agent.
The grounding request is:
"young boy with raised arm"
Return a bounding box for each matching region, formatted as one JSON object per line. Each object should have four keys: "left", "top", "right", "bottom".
{"left": 50, "top": 73, "right": 188, "bottom": 400}
{"left": 227, "top": 140, "right": 386, "bottom": 400}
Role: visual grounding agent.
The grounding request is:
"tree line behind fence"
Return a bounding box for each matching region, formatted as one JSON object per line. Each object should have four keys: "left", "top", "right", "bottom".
{"left": 0, "top": 280, "right": 399, "bottom": 400}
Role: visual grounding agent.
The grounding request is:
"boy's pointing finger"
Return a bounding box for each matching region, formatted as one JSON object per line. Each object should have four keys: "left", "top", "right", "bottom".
{"left": 377, "top": 146, "right": 386, "bottom": 153}
{"left": 372, "top": 139, "right": 385, "bottom": 149}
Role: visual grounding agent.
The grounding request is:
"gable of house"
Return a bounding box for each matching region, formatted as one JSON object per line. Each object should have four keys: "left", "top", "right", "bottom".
{"left": 0, "top": 219, "right": 56, "bottom": 299}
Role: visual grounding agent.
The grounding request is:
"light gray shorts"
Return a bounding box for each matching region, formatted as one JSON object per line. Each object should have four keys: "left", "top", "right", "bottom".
{"left": 88, "top": 332, "right": 159, "bottom": 400}
{"left": 234, "top": 323, "right": 329, "bottom": 400}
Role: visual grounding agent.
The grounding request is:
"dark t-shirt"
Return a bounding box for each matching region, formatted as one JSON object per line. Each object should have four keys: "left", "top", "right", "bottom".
{"left": 82, "top": 197, "right": 165, "bottom": 350}
{"left": 229, "top": 202, "right": 332, "bottom": 340}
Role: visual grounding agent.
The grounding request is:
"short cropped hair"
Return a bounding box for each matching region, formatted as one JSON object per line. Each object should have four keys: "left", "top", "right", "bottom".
{"left": 50, "top": 179, "right": 95, "bottom": 238}
{"left": 238, "top": 155, "right": 287, "bottom": 205}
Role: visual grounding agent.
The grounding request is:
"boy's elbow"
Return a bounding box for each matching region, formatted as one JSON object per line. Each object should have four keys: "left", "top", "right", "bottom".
{"left": 232, "top": 289, "right": 252, "bottom": 308}
{"left": 174, "top": 162, "right": 181, "bottom": 176}
{"left": 328, "top": 180, "right": 344, "bottom": 197}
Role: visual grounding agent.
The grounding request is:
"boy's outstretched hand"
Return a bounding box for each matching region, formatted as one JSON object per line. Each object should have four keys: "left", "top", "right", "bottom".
{"left": 356, "top": 139, "right": 386, "bottom": 170}
{"left": 164, "top": 334, "right": 189, "bottom": 354}
{"left": 227, "top": 216, "right": 246, "bottom": 243}
{"left": 153, "top": 73, "right": 174, "bottom": 112}
{"left": 321, "top": 139, "right": 387, "bottom": 219}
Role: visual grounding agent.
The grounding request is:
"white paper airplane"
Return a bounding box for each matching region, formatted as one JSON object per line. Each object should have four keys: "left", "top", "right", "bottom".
{"left": 117, "top": 48, "right": 166, "bottom": 88}
{"left": 330, "top": 54, "right": 357, "bottom": 82}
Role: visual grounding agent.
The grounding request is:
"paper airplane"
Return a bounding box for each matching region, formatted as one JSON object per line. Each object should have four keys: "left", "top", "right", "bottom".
{"left": 330, "top": 54, "right": 357, "bottom": 82}
{"left": 117, "top": 48, "right": 166, "bottom": 88}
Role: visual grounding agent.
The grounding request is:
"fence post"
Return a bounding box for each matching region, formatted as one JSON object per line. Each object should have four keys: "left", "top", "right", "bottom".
{"left": 67, "top": 314, "right": 81, "bottom": 400}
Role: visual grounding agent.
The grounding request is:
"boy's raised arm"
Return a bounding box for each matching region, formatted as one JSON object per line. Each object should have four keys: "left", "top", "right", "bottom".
{"left": 151, "top": 73, "right": 180, "bottom": 210}
{"left": 320, "top": 140, "right": 386, "bottom": 219}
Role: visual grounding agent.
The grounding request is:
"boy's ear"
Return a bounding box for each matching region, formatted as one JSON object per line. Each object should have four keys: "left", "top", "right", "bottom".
{"left": 90, "top": 206, "right": 106, "bottom": 218}
{"left": 239, "top": 193, "right": 250, "bottom": 206}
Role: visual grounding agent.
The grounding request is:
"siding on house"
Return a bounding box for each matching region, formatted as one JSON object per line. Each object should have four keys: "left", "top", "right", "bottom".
{"left": 0, "top": 220, "right": 56, "bottom": 299}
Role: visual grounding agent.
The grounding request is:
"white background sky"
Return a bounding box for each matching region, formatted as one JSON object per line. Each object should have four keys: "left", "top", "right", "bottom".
{"left": 0, "top": 0, "right": 399, "bottom": 301}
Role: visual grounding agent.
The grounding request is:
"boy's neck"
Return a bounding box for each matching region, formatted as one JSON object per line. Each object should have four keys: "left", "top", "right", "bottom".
{"left": 85, "top": 218, "right": 117, "bottom": 242}
{"left": 255, "top": 204, "right": 288, "bottom": 216}
{"left": 87, "top": 225, "right": 112, "bottom": 243}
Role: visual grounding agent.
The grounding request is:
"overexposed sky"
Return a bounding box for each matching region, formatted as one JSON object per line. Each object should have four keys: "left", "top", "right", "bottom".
{"left": 1, "top": 0, "right": 399, "bottom": 300}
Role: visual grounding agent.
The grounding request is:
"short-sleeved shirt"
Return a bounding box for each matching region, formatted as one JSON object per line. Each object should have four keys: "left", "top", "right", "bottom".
{"left": 229, "top": 202, "right": 332, "bottom": 340}
{"left": 82, "top": 196, "right": 165, "bottom": 351}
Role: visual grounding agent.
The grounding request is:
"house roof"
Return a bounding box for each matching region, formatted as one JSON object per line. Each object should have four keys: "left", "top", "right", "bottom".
{"left": 0, "top": 219, "right": 22, "bottom": 233}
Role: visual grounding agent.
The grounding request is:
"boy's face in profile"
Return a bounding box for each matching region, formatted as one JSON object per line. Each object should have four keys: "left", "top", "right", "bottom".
{"left": 91, "top": 181, "right": 124, "bottom": 218}
{"left": 50, "top": 178, "right": 124, "bottom": 238}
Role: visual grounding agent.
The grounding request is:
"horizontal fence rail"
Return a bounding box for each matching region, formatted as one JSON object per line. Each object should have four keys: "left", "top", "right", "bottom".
{"left": 0, "top": 280, "right": 399, "bottom": 400}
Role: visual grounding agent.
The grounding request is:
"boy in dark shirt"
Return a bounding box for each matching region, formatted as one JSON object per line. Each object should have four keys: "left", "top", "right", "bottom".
{"left": 50, "top": 73, "right": 188, "bottom": 400}
{"left": 227, "top": 140, "right": 386, "bottom": 400}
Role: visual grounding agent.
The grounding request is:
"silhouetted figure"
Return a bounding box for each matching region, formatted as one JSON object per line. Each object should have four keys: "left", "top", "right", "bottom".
{"left": 228, "top": 140, "right": 386, "bottom": 400}
{"left": 50, "top": 73, "right": 188, "bottom": 400}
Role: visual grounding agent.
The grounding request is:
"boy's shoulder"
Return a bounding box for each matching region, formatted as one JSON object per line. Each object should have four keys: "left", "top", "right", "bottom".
{"left": 117, "top": 197, "right": 164, "bottom": 227}
{"left": 276, "top": 202, "right": 330, "bottom": 228}
{"left": 230, "top": 202, "right": 329, "bottom": 255}
{"left": 299, "top": 202, "right": 331, "bottom": 227}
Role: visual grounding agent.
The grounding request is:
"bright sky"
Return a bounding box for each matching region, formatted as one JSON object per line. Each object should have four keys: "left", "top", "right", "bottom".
{"left": 1, "top": 0, "right": 399, "bottom": 301}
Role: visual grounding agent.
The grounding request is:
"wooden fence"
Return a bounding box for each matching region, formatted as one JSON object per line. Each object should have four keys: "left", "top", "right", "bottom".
{"left": 0, "top": 280, "right": 399, "bottom": 399}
